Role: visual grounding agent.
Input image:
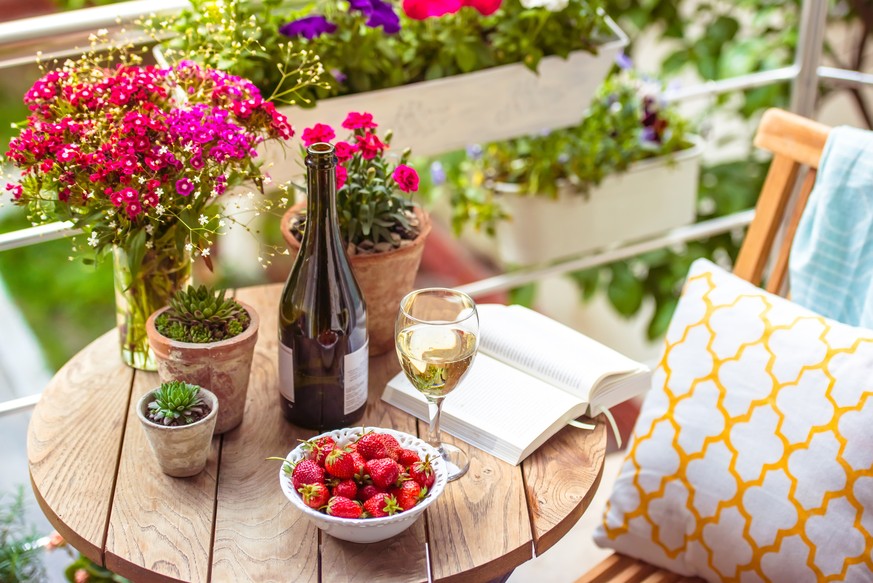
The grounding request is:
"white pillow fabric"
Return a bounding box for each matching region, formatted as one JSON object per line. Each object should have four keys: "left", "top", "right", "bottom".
{"left": 594, "top": 259, "right": 873, "bottom": 582}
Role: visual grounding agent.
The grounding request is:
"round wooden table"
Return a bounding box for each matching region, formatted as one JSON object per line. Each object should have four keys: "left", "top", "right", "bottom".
{"left": 27, "top": 284, "right": 606, "bottom": 583}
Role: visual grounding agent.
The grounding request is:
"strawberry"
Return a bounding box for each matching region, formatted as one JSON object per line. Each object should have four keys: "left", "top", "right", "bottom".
{"left": 350, "top": 452, "right": 367, "bottom": 477}
{"left": 298, "top": 483, "right": 329, "bottom": 510}
{"left": 398, "top": 448, "right": 421, "bottom": 467}
{"left": 291, "top": 459, "right": 325, "bottom": 490}
{"left": 332, "top": 479, "right": 358, "bottom": 500}
{"left": 325, "top": 448, "right": 357, "bottom": 479}
{"left": 356, "top": 432, "right": 389, "bottom": 460}
{"left": 365, "top": 457, "right": 401, "bottom": 489}
{"left": 409, "top": 455, "right": 436, "bottom": 489}
{"left": 397, "top": 481, "right": 427, "bottom": 511}
{"left": 326, "top": 496, "right": 363, "bottom": 519}
{"left": 379, "top": 433, "right": 401, "bottom": 461}
{"left": 300, "top": 436, "right": 336, "bottom": 466}
{"left": 357, "top": 484, "right": 384, "bottom": 502}
{"left": 363, "top": 493, "right": 401, "bottom": 518}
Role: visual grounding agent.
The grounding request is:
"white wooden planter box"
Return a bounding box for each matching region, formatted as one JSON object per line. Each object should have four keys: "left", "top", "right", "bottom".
{"left": 264, "top": 17, "right": 626, "bottom": 184}
{"left": 493, "top": 137, "right": 705, "bottom": 266}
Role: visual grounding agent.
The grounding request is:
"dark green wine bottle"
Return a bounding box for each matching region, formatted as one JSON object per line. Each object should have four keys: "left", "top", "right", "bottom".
{"left": 278, "top": 142, "right": 368, "bottom": 430}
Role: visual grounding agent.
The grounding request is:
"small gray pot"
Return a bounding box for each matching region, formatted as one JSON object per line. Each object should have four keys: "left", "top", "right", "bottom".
{"left": 137, "top": 387, "right": 219, "bottom": 478}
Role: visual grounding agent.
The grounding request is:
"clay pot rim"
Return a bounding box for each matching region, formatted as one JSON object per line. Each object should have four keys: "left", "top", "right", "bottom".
{"left": 280, "top": 202, "right": 432, "bottom": 264}
{"left": 145, "top": 300, "right": 260, "bottom": 350}
{"left": 136, "top": 386, "right": 219, "bottom": 432}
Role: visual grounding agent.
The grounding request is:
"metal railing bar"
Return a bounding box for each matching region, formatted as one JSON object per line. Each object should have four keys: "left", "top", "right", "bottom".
{"left": 664, "top": 66, "right": 799, "bottom": 102}
{"left": 0, "top": 221, "right": 80, "bottom": 252}
{"left": 818, "top": 65, "right": 873, "bottom": 88}
{"left": 0, "top": 393, "right": 40, "bottom": 417}
{"left": 457, "top": 209, "right": 756, "bottom": 298}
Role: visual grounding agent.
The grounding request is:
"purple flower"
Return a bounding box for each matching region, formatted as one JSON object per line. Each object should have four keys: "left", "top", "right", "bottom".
{"left": 430, "top": 161, "right": 446, "bottom": 186}
{"left": 279, "top": 15, "right": 337, "bottom": 40}
{"left": 466, "top": 144, "right": 483, "bottom": 160}
{"left": 348, "top": 0, "right": 374, "bottom": 14}
{"left": 331, "top": 69, "right": 348, "bottom": 84}
{"left": 176, "top": 178, "right": 195, "bottom": 196}
{"left": 615, "top": 52, "right": 633, "bottom": 70}
{"left": 366, "top": 0, "right": 400, "bottom": 33}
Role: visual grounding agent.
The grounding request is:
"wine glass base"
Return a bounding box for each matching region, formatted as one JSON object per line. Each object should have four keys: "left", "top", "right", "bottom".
{"left": 438, "top": 443, "right": 470, "bottom": 482}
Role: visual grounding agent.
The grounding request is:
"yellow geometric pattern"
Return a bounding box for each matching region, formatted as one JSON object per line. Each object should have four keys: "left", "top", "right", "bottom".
{"left": 595, "top": 260, "right": 873, "bottom": 582}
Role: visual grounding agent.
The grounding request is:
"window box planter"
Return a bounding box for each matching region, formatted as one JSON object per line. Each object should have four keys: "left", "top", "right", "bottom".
{"left": 492, "top": 136, "right": 704, "bottom": 266}
{"left": 263, "top": 16, "right": 627, "bottom": 184}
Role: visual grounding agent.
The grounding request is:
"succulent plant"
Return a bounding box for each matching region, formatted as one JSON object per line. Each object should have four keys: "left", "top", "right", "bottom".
{"left": 147, "top": 381, "right": 209, "bottom": 426}
{"left": 155, "top": 284, "right": 251, "bottom": 343}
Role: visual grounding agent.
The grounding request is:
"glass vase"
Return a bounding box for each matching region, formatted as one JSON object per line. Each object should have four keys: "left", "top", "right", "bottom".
{"left": 113, "top": 243, "right": 191, "bottom": 371}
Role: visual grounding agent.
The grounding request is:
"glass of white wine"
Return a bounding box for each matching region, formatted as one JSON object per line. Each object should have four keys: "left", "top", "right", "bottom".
{"left": 396, "top": 288, "right": 479, "bottom": 481}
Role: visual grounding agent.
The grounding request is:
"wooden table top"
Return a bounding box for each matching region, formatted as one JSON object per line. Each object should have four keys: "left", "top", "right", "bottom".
{"left": 27, "top": 284, "right": 607, "bottom": 583}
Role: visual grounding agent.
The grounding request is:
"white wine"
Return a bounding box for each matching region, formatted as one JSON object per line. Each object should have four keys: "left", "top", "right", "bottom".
{"left": 396, "top": 325, "right": 476, "bottom": 399}
{"left": 278, "top": 142, "right": 368, "bottom": 430}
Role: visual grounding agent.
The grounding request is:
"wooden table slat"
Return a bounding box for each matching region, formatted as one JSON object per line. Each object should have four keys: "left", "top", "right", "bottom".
{"left": 105, "top": 371, "right": 219, "bottom": 583}
{"left": 427, "top": 431, "right": 533, "bottom": 583}
{"left": 523, "top": 416, "right": 607, "bottom": 555}
{"left": 211, "top": 284, "right": 320, "bottom": 582}
{"left": 28, "top": 331, "right": 134, "bottom": 565}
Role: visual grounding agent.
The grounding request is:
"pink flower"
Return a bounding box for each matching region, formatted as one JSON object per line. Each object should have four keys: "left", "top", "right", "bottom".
{"left": 403, "top": 0, "right": 463, "bottom": 19}
{"left": 342, "top": 112, "right": 378, "bottom": 130}
{"left": 176, "top": 178, "right": 195, "bottom": 196}
{"left": 301, "top": 123, "right": 336, "bottom": 147}
{"left": 334, "top": 141, "right": 357, "bottom": 162}
{"left": 74, "top": 568, "right": 90, "bottom": 583}
{"left": 464, "top": 0, "right": 501, "bottom": 15}
{"left": 120, "top": 188, "right": 138, "bottom": 202}
{"left": 392, "top": 164, "right": 419, "bottom": 192}
{"left": 126, "top": 201, "right": 142, "bottom": 218}
{"left": 5, "top": 183, "right": 22, "bottom": 200}
{"left": 109, "top": 191, "right": 124, "bottom": 207}
{"left": 336, "top": 165, "right": 348, "bottom": 189}
{"left": 355, "top": 132, "right": 387, "bottom": 160}
{"left": 45, "top": 531, "right": 65, "bottom": 551}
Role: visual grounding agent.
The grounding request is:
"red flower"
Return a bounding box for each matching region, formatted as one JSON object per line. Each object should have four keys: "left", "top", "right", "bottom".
{"left": 334, "top": 141, "right": 357, "bottom": 162}
{"left": 342, "top": 112, "right": 378, "bottom": 130}
{"left": 392, "top": 164, "right": 419, "bottom": 193}
{"left": 302, "top": 123, "right": 336, "bottom": 147}
{"left": 355, "top": 132, "right": 387, "bottom": 160}
{"left": 464, "top": 0, "right": 501, "bottom": 15}
{"left": 403, "top": 0, "right": 463, "bottom": 19}
{"left": 336, "top": 165, "right": 348, "bottom": 189}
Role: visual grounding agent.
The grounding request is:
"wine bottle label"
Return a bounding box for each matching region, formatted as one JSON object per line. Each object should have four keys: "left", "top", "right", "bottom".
{"left": 278, "top": 343, "right": 294, "bottom": 402}
{"left": 344, "top": 339, "right": 369, "bottom": 415}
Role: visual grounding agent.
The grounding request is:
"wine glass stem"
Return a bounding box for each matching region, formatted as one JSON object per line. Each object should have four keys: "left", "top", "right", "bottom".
{"left": 426, "top": 397, "right": 445, "bottom": 449}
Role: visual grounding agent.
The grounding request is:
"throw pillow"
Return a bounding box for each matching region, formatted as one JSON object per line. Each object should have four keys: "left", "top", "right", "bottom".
{"left": 593, "top": 259, "right": 873, "bottom": 582}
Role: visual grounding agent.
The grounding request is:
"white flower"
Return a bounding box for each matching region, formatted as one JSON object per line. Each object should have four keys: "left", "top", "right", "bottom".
{"left": 201, "top": 248, "right": 211, "bottom": 257}
{"left": 145, "top": 240, "right": 153, "bottom": 249}
{"left": 155, "top": 187, "right": 164, "bottom": 196}
{"left": 263, "top": 175, "right": 272, "bottom": 185}
{"left": 193, "top": 175, "right": 201, "bottom": 183}
{"left": 145, "top": 224, "right": 155, "bottom": 235}
{"left": 108, "top": 220, "right": 117, "bottom": 228}
{"left": 218, "top": 219, "right": 226, "bottom": 228}
{"left": 520, "top": 0, "right": 568, "bottom": 10}
{"left": 155, "top": 204, "right": 165, "bottom": 216}
{"left": 185, "top": 242, "right": 193, "bottom": 252}
{"left": 87, "top": 232, "right": 99, "bottom": 248}
{"left": 158, "top": 146, "right": 168, "bottom": 155}
{"left": 198, "top": 214, "right": 209, "bottom": 226}
{"left": 137, "top": 176, "right": 146, "bottom": 184}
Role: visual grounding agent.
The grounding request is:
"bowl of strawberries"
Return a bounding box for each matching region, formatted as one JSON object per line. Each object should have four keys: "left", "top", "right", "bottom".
{"left": 279, "top": 426, "right": 448, "bottom": 543}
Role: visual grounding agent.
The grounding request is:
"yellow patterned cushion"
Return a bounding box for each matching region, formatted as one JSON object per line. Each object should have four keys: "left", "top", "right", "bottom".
{"left": 593, "top": 259, "right": 873, "bottom": 582}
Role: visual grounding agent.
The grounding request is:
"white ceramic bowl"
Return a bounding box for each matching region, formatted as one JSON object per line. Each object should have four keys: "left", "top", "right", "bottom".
{"left": 279, "top": 426, "right": 448, "bottom": 544}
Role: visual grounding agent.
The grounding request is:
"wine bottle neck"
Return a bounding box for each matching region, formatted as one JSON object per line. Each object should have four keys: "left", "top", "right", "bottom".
{"left": 303, "top": 144, "right": 342, "bottom": 247}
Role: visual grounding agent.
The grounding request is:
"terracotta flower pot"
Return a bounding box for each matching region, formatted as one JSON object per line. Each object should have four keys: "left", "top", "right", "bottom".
{"left": 281, "top": 203, "right": 431, "bottom": 356}
{"left": 136, "top": 387, "right": 219, "bottom": 477}
{"left": 145, "top": 304, "right": 259, "bottom": 434}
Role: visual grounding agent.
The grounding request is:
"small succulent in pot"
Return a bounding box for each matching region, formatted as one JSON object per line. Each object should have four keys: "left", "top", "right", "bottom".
{"left": 146, "top": 380, "right": 211, "bottom": 427}
{"left": 155, "top": 285, "right": 251, "bottom": 343}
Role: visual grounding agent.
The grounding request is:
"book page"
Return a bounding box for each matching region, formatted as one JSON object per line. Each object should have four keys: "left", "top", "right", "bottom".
{"left": 384, "top": 353, "right": 586, "bottom": 457}
{"left": 476, "top": 304, "right": 646, "bottom": 401}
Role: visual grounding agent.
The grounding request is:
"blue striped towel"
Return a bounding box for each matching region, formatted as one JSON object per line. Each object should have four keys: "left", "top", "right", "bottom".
{"left": 790, "top": 125, "right": 873, "bottom": 327}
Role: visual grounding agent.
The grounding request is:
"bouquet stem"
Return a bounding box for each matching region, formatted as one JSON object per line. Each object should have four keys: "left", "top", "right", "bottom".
{"left": 113, "top": 243, "right": 191, "bottom": 371}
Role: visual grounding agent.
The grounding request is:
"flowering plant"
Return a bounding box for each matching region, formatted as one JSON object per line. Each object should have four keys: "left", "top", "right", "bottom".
{"left": 436, "top": 66, "right": 694, "bottom": 234}
{"left": 3, "top": 41, "right": 293, "bottom": 265}
{"left": 287, "top": 111, "right": 421, "bottom": 252}
{"left": 163, "top": 0, "right": 611, "bottom": 103}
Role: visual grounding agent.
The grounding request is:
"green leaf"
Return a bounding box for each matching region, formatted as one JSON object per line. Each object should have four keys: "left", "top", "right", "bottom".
{"left": 126, "top": 229, "right": 147, "bottom": 281}
{"left": 509, "top": 282, "right": 537, "bottom": 307}
{"left": 607, "top": 264, "right": 644, "bottom": 317}
{"left": 647, "top": 297, "right": 678, "bottom": 341}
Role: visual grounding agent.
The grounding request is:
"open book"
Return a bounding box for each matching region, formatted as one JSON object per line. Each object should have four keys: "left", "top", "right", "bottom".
{"left": 382, "top": 304, "right": 651, "bottom": 465}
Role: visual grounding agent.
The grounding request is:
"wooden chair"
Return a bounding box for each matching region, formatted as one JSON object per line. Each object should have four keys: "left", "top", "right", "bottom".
{"left": 575, "top": 108, "right": 830, "bottom": 583}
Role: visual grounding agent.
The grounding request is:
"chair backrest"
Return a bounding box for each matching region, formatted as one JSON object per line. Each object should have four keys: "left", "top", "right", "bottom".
{"left": 732, "top": 108, "right": 830, "bottom": 294}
